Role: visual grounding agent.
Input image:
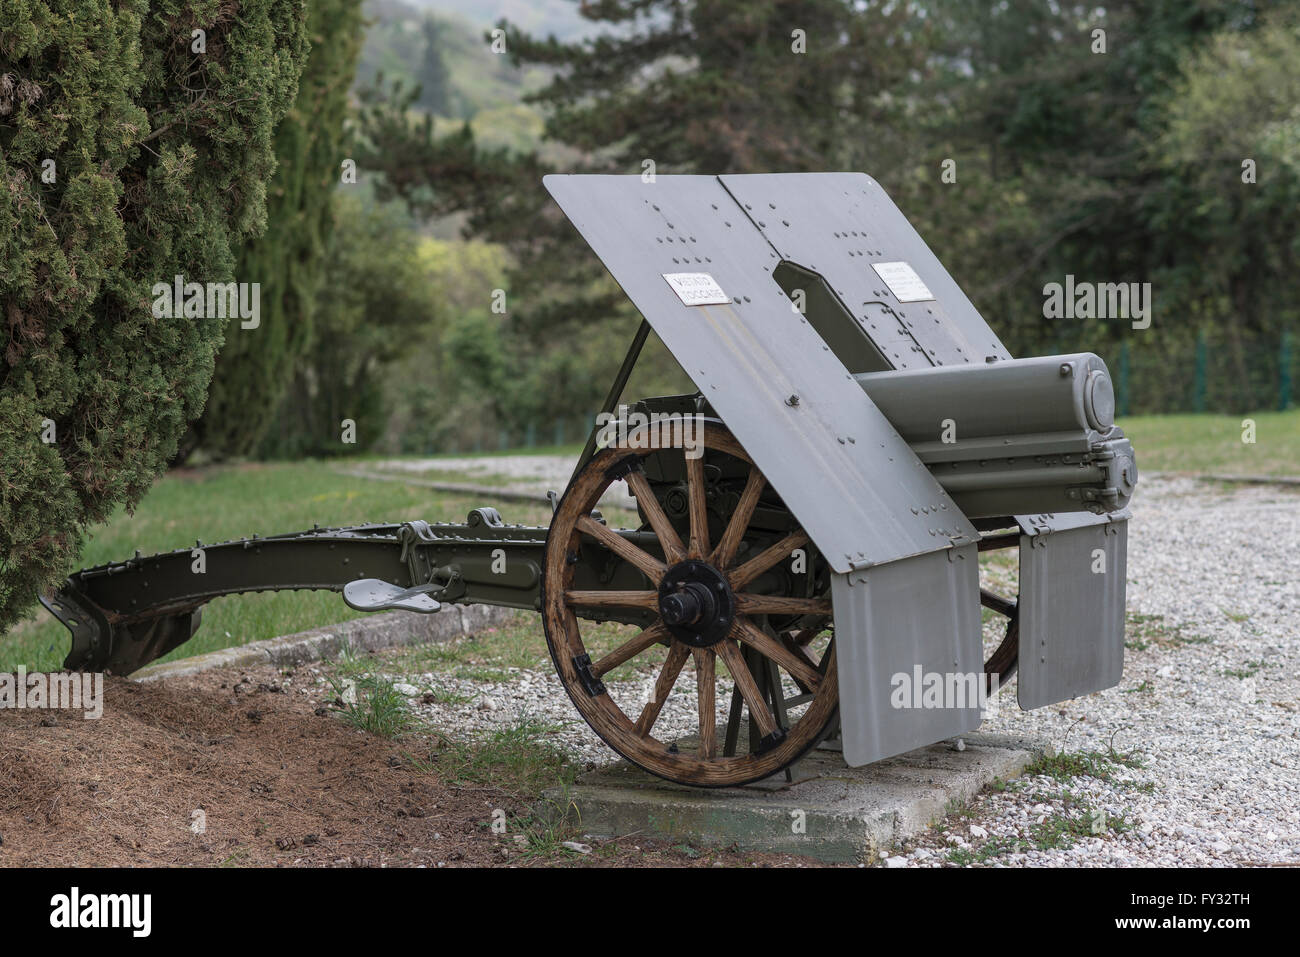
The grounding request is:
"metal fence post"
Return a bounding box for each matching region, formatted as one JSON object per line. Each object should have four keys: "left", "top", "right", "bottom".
{"left": 554, "top": 417, "right": 564, "bottom": 446}
{"left": 1281, "top": 331, "right": 1293, "bottom": 411}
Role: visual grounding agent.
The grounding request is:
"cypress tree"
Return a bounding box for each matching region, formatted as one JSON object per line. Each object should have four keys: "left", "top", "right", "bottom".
{"left": 0, "top": 0, "right": 309, "bottom": 633}
{"left": 191, "top": 0, "right": 365, "bottom": 460}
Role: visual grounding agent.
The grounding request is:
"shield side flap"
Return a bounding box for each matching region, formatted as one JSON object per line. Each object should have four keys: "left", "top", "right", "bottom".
{"left": 832, "top": 545, "right": 984, "bottom": 766}
{"left": 1017, "top": 515, "right": 1128, "bottom": 710}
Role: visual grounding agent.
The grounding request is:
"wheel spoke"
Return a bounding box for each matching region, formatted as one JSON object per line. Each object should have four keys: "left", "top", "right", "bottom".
{"left": 729, "top": 531, "right": 809, "bottom": 589}
{"left": 625, "top": 468, "right": 686, "bottom": 564}
{"left": 565, "top": 589, "right": 659, "bottom": 611}
{"left": 694, "top": 648, "right": 716, "bottom": 759}
{"left": 715, "top": 638, "right": 778, "bottom": 738}
{"left": 734, "top": 594, "right": 832, "bottom": 618}
{"left": 591, "top": 622, "right": 669, "bottom": 677}
{"left": 635, "top": 641, "right": 691, "bottom": 737}
{"left": 711, "top": 466, "right": 765, "bottom": 569}
{"left": 731, "top": 618, "right": 823, "bottom": 690}
{"left": 577, "top": 513, "right": 666, "bottom": 583}
{"left": 685, "top": 452, "right": 710, "bottom": 559}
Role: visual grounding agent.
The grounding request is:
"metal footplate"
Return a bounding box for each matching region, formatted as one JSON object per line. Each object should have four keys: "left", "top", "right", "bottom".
{"left": 342, "top": 579, "right": 443, "bottom": 614}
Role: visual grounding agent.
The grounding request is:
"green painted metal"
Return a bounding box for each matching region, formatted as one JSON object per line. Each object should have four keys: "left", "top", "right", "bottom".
{"left": 40, "top": 509, "right": 659, "bottom": 675}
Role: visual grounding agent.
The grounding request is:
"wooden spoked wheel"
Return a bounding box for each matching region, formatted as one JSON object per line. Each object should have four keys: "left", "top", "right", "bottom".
{"left": 542, "top": 423, "right": 838, "bottom": 788}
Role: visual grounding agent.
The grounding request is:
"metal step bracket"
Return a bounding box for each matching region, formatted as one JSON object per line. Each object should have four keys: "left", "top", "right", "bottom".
{"left": 343, "top": 579, "right": 443, "bottom": 614}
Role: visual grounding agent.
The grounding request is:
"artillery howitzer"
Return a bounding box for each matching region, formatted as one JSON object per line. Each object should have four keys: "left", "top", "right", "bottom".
{"left": 40, "top": 174, "right": 1136, "bottom": 787}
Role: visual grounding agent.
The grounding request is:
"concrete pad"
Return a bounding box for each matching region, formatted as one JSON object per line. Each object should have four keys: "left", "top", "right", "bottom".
{"left": 544, "top": 732, "right": 1050, "bottom": 864}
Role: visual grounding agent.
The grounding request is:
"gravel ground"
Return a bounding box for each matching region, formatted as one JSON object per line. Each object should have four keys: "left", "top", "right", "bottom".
{"left": 368, "top": 664, "right": 737, "bottom": 770}
{"left": 360, "top": 458, "right": 1300, "bottom": 866}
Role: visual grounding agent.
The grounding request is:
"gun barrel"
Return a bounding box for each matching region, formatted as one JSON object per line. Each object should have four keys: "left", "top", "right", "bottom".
{"left": 856, "top": 353, "right": 1137, "bottom": 517}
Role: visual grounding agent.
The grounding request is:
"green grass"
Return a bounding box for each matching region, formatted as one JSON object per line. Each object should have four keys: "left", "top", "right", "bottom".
{"left": 945, "top": 788, "right": 1134, "bottom": 864}
{"left": 1119, "top": 408, "right": 1300, "bottom": 477}
{"left": 389, "top": 612, "right": 666, "bottom": 684}
{"left": 415, "top": 712, "right": 578, "bottom": 795}
{"left": 0, "top": 460, "right": 558, "bottom": 672}
{"left": 1022, "top": 748, "right": 1148, "bottom": 787}
{"left": 1124, "top": 611, "right": 1211, "bottom": 651}
{"left": 1222, "top": 659, "right": 1267, "bottom": 679}
{"left": 329, "top": 672, "right": 417, "bottom": 738}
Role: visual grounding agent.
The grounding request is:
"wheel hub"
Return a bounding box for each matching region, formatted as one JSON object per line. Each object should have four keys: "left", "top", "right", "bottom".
{"left": 657, "top": 560, "right": 734, "bottom": 648}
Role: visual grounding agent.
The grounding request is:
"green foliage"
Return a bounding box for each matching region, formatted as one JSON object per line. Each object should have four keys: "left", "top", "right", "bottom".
{"left": 908, "top": 0, "right": 1297, "bottom": 411}
{"left": 258, "top": 194, "right": 440, "bottom": 457}
{"left": 359, "top": 0, "right": 932, "bottom": 437}
{"left": 431, "top": 712, "right": 576, "bottom": 795}
{"left": 193, "top": 0, "right": 365, "bottom": 460}
{"left": 1150, "top": 12, "right": 1300, "bottom": 397}
{"left": 329, "top": 672, "right": 416, "bottom": 737}
{"left": 358, "top": 0, "right": 1300, "bottom": 428}
{"left": 384, "top": 270, "right": 506, "bottom": 453}
{"left": 0, "top": 0, "right": 308, "bottom": 633}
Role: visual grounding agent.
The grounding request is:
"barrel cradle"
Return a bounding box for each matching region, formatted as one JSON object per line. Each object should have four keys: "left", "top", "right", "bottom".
{"left": 34, "top": 172, "right": 1138, "bottom": 787}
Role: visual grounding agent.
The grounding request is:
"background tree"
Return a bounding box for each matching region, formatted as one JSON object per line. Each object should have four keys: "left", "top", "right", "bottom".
{"left": 188, "top": 0, "right": 365, "bottom": 460}
{"left": 359, "top": 0, "right": 935, "bottom": 434}
{"left": 0, "top": 0, "right": 308, "bottom": 632}
{"left": 417, "top": 16, "right": 456, "bottom": 116}
{"left": 910, "top": 0, "right": 1294, "bottom": 408}
{"left": 1153, "top": 9, "right": 1300, "bottom": 408}
{"left": 258, "top": 194, "right": 443, "bottom": 458}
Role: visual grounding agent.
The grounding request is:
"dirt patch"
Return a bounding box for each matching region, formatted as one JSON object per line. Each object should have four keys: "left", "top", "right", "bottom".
{"left": 0, "top": 665, "right": 828, "bottom": 868}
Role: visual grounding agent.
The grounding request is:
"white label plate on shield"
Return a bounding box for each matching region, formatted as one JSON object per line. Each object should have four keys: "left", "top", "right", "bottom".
{"left": 871, "top": 261, "right": 935, "bottom": 303}
{"left": 662, "top": 272, "right": 731, "bottom": 306}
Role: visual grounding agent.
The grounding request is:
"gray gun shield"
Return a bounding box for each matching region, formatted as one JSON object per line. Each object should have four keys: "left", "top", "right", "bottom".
{"left": 545, "top": 174, "right": 976, "bottom": 573}
{"left": 719, "top": 172, "right": 1011, "bottom": 369}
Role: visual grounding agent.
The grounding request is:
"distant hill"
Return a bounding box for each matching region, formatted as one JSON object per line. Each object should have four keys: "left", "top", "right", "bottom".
{"left": 398, "top": 0, "right": 597, "bottom": 40}
{"left": 357, "top": 0, "right": 582, "bottom": 154}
